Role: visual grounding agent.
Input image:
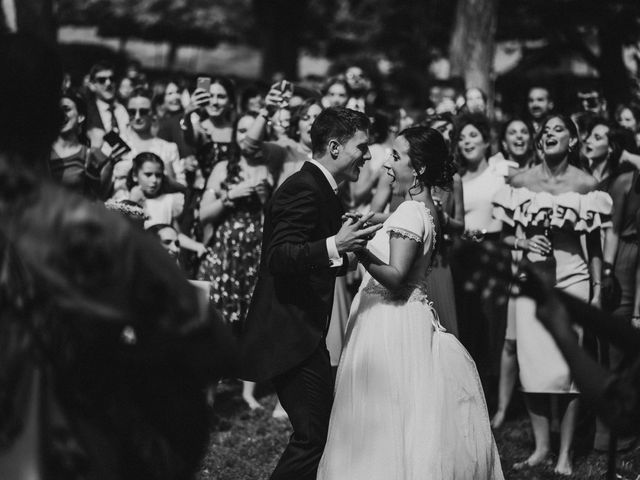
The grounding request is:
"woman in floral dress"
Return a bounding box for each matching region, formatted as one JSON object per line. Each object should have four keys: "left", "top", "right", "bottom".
{"left": 197, "top": 111, "right": 278, "bottom": 409}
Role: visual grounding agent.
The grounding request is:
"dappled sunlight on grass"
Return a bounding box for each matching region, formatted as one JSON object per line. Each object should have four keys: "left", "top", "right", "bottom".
{"left": 199, "top": 383, "right": 640, "bottom": 480}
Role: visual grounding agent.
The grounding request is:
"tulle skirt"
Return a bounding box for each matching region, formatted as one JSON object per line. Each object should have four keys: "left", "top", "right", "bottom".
{"left": 317, "top": 282, "right": 504, "bottom": 480}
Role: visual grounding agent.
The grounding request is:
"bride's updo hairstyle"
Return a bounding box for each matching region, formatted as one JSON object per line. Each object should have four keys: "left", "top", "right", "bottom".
{"left": 399, "top": 126, "right": 456, "bottom": 189}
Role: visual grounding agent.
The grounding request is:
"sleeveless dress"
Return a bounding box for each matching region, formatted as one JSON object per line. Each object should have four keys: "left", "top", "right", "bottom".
{"left": 317, "top": 201, "right": 504, "bottom": 480}
{"left": 493, "top": 186, "right": 612, "bottom": 393}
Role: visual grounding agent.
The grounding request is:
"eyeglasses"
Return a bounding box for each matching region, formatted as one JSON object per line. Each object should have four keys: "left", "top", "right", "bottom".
{"left": 127, "top": 108, "right": 151, "bottom": 117}
{"left": 94, "top": 75, "right": 114, "bottom": 85}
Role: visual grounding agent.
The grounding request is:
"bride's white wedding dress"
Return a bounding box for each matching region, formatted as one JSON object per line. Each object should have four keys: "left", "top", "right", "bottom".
{"left": 317, "top": 200, "right": 504, "bottom": 480}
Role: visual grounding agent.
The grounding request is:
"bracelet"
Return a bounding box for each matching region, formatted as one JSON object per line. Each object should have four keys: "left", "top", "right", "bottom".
{"left": 592, "top": 281, "right": 602, "bottom": 286}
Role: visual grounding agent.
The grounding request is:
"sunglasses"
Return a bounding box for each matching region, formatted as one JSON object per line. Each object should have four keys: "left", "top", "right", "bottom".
{"left": 461, "top": 229, "right": 489, "bottom": 243}
{"left": 127, "top": 108, "right": 151, "bottom": 117}
{"left": 94, "top": 75, "right": 114, "bottom": 85}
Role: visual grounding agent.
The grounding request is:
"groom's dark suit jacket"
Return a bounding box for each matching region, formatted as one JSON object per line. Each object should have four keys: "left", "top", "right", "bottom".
{"left": 241, "top": 161, "right": 347, "bottom": 382}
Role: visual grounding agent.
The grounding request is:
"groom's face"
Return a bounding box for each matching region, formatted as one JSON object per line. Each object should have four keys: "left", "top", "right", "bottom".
{"left": 333, "top": 129, "right": 371, "bottom": 183}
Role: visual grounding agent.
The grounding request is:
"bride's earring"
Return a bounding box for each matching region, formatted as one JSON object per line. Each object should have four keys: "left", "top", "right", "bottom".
{"left": 411, "top": 170, "right": 419, "bottom": 188}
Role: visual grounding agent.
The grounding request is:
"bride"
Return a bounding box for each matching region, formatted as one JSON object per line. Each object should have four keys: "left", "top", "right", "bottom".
{"left": 317, "top": 127, "right": 504, "bottom": 479}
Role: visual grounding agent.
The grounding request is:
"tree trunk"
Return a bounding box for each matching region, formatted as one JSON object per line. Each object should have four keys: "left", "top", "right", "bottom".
{"left": 449, "top": 0, "right": 498, "bottom": 99}
{"left": 14, "top": 0, "right": 56, "bottom": 44}
{"left": 118, "top": 36, "right": 128, "bottom": 55}
{"left": 254, "top": 0, "right": 308, "bottom": 81}
{"left": 599, "top": 11, "right": 633, "bottom": 110}
{"left": 166, "top": 42, "right": 179, "bottom": 71}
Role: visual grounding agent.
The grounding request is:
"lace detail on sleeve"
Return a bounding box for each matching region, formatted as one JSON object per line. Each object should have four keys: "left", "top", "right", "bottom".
{"left": 388, "top": 227, "right": 423, "bottom": 244}
{"left": 423, "top": 204, "right": 437, "bottom": 252}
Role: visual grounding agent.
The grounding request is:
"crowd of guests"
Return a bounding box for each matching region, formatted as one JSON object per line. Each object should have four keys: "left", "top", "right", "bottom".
{"left": 49, "top": 56, "right": 640, "bottom": 474}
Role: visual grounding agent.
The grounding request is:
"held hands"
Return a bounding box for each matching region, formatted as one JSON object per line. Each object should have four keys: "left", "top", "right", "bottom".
{"left": 459, "top": 241, "right": 572, "bottom": 336}
{"left": 523, "top": 234, "right": 552, "bottom": 256}
{"left": 183, "top": 155, "right": 199, "bottom": 173}
{"left": 195, "top": 243, "right": 210, "bottom": 259}
{"left": 335, "top": 212, "right": 382, "bottom": 255}
{"left": 254, "top": 179, "right": 271, "bottom": 204}
{"left": 226, "top": 182, "right": 255, "bottom": 202}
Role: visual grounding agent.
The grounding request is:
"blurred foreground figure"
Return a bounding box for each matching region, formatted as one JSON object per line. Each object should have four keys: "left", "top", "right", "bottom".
{"left": 463, "top": 241, "right": 640, "bottom": 479}
{"left": 0, "top": 33, "right": 236, "bottom": 480}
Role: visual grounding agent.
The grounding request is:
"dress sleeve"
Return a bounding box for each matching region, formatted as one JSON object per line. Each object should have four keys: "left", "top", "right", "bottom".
{"left": 385, "top": 201, "right": 426, "bottom": 244}
{"left": 492, "top": 185, "right": 533, "bottom": 227}
{"left": 171, "top": 192, "right": 185, "bottom": 220}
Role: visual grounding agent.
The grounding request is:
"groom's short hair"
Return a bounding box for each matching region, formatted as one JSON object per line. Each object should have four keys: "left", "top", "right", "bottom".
{"left": 311, "top": 107, "right": 370, "bottom": 156}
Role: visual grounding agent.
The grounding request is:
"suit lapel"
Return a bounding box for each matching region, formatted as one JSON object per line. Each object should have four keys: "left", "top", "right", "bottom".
{"left": 301, "top": 162, "right": 335, "bottom": 198}
{"left": 301, "top": 162, "right": 343, "bottom": 231}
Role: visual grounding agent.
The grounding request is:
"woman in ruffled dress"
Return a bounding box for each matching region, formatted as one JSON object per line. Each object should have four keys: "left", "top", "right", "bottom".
{"left": 493, "top": 114, "right": 612, "bottom": 475}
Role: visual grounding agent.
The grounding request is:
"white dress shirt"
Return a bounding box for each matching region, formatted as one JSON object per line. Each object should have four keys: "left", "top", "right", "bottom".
{"left": 96, "top": 99, "right": 130, "bottom": 133}
{"left": 307, "top": 159, "right": 343, "bottom": 267}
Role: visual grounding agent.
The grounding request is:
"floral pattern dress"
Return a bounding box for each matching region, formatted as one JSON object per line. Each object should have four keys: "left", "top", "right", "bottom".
{"left": 197, "top": 164, "right": 273, "bottom": 335}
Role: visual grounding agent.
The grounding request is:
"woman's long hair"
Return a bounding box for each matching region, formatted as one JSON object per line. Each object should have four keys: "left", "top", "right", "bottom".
{"left": 225, "top": 112, "right": 257, "bottom": 184}
{"left": 400, "top": 126, "right": 456, "bottom": 191}
{"left": 451, "top": 112, "right": 492, "bottom": 174}
{"left": 499, "top": 117, "right": 538, "bottom": 168}
{"left": 581, "top": 118, "right": 637, "bottom": 180}
{"left": 288, "top": 98, "right": 323, "bottom": 143}
{"left": 60, "top": 89, "right": 89, "bottom": 147}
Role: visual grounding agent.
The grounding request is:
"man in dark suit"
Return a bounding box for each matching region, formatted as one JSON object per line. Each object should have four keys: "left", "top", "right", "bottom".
{"left": 242, "top": 107, "right": 381, "bottom": 480}
{"left": 84, "top": 61, "right": 130, "bottom": 148}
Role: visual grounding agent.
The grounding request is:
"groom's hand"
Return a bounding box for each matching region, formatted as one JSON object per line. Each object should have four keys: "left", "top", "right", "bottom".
{"left": 335, "top": 212, "right": 382, "bottom": 254}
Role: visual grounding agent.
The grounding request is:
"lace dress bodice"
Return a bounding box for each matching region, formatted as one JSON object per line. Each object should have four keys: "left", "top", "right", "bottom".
{"left": 361, "top": 200, "right": 437, "bottom": 302}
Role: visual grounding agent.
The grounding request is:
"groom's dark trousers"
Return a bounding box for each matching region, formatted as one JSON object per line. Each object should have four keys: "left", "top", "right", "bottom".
{"left": 241, "top": 162, "right": 347, "bottom": 480}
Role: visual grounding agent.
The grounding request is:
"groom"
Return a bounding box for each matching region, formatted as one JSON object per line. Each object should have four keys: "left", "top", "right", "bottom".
{"left": 241, "top": 107, "right": 380, "bottom": 480}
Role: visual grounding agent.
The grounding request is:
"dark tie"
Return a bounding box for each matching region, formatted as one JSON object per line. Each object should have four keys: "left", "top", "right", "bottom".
{"left": 108, "top": 104, "right": 119, "bottom": 133}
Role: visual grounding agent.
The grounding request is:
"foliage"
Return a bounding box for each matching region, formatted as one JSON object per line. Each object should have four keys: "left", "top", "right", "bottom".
{"left": 56, "top": 0, "right": 640, "bottom": 105}
{"left": 57, "top": 0, "right": 256, "bottom": 47}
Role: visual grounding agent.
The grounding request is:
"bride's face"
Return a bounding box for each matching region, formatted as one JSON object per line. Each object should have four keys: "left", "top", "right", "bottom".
{"left": 386, "top": 135, "right": 412, "bottom": 182}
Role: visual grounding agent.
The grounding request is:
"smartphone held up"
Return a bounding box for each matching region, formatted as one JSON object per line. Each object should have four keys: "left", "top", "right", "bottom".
{"left": 272, "top": 80, "right": 294, "bottom": 108}
{"left": 196, "top": 76, "right": 212, "bottom": 93}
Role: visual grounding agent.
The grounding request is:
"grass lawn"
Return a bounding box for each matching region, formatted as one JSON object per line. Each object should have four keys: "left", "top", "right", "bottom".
{"left": 199, "top": 382, "right": 640, "bottom": 480}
